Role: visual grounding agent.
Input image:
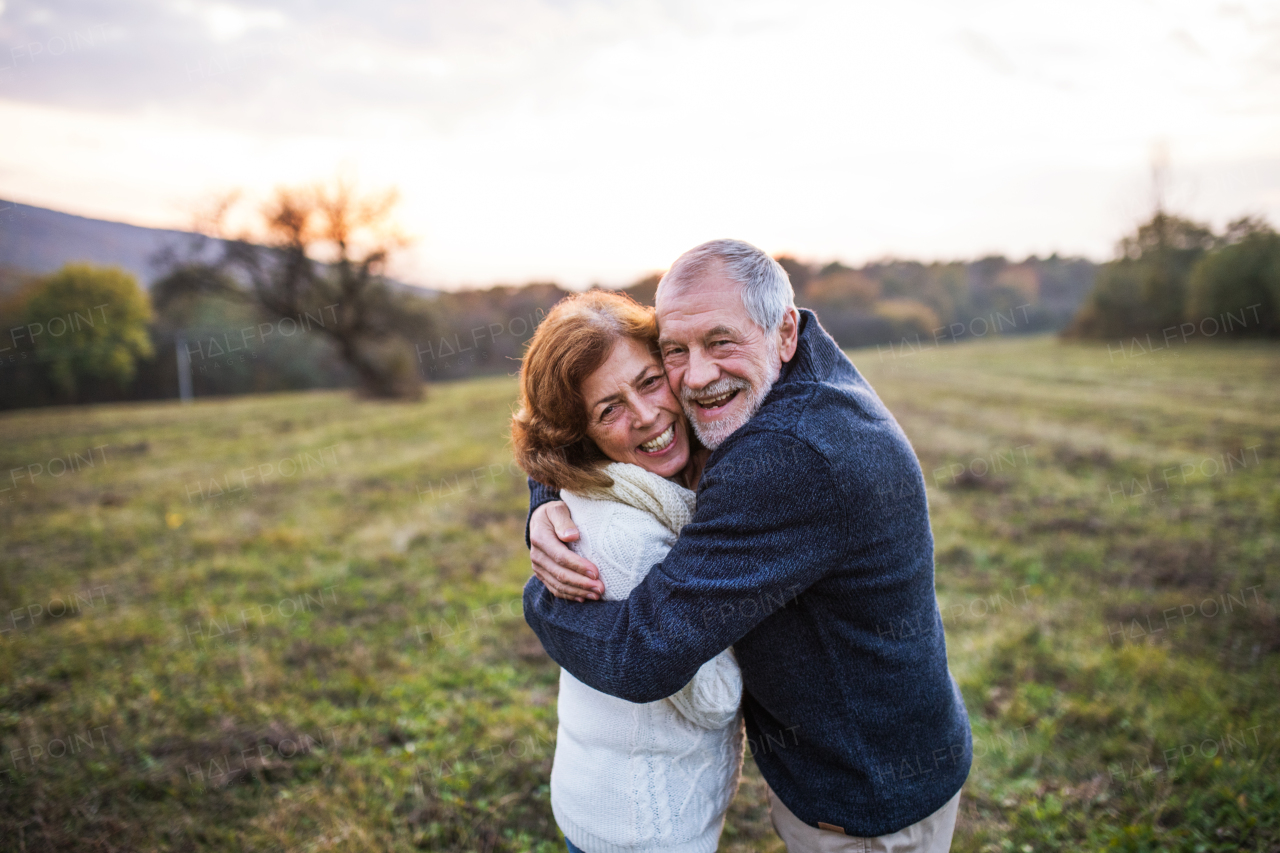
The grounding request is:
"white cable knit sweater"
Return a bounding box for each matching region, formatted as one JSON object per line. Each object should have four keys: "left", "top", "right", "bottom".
{"left": 551, "top": 462, "right": 745, "bottom": 853}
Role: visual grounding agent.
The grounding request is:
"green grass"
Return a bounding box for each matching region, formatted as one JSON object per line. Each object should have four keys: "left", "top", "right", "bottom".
{"left": 0, "top": 334, "right": 1277, "bottom": 852}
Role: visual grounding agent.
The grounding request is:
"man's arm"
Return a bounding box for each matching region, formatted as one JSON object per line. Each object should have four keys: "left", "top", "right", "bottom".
{"left": 523, "top": 434, "right": 847, "bottom": 703}
{"left": 525, "top": 478, "right": 604, "bottom": 600}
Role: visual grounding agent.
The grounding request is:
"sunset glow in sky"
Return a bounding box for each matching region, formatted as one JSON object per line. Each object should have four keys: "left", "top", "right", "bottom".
{"left": 2, "top": 0, "right": 1278, "bottom": 288}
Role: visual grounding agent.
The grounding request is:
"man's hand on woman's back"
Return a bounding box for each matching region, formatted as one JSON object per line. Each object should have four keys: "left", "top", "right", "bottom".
{"left": 530, "top": 501, "right": 604, "bottom": 601}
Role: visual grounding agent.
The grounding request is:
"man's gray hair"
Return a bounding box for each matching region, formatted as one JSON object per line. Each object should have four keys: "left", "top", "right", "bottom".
{"left": 658, "top": 239, "right": 795, "bottom": 333}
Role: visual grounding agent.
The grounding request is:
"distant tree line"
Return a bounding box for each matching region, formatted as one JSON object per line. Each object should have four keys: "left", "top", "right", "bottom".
{"left": 415, "top": 283, "right": 571, "bottom": 381}
{"left": 1065, "top": 212, "right": 1280, "bottom": 340}
{"left": 0, "top": 264, "right": 346, "bottom": 410}
{"left": 8, "top": 185, "right": 1274, "bottom": 411}
{"left": 0, "top": 244, "right": 1104, "bottom": 410}
{"left": 772, "top": 254, "right": 1095, "bottom": 350}
{"left": 0, "top": 261, "right": 577, "bottom": 410}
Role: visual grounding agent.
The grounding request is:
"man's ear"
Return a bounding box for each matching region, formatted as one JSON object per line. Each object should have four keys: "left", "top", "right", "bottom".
{"left": 777, "top": 307, "right": 800, "bottom": 363}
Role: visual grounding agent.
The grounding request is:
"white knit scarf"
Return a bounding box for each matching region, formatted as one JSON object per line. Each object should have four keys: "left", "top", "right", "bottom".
{"left": 584, "top": 462, "right": 696, "bottom": 536}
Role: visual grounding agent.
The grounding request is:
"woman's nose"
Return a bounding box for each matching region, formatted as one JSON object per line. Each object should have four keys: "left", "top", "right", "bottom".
{"left": 631, "top": 394, "right": 659, "bottom": 427}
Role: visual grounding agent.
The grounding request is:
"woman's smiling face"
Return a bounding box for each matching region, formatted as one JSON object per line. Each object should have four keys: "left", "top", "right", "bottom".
{"left": 582, "top": 336, "right": 691, "bottom": 480}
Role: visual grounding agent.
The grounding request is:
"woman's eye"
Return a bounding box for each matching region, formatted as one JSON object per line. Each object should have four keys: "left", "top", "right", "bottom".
{"left": 642, "top": 375, "right": 660, "bottom": 388}
{"left": 600, "top": 405, "right": 618, "bottom": 421}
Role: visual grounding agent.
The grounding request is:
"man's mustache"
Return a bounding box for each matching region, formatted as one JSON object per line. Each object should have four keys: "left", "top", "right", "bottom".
{"left": 680, "top": 376, "right": 751, "bottom": 406}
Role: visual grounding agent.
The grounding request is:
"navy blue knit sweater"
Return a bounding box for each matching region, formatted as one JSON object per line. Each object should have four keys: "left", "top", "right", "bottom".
{"left": 523, "top": 309, "right": 971, "bottom": 837}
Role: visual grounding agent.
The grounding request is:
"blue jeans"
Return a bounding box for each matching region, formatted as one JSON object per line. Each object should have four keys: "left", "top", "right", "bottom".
{"left": 564, "top": 837, "right": 585, "bottom": 853}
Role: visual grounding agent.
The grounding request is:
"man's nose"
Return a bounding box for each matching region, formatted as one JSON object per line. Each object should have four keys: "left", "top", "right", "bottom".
{"left": 684, "top": 349, "right": 718, "bottom": 392}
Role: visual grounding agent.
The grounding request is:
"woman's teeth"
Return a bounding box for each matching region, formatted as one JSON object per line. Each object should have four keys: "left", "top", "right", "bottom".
{"left": 640, "top": 424, "right": 676, "bottom": 452}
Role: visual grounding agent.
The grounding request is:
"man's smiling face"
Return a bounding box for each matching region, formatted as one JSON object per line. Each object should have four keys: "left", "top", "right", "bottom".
{"left": 655, "top": 264, "right": 797, "bottom": 450}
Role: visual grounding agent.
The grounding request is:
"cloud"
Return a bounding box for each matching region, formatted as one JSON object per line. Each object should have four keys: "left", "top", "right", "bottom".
{"left": 958, "top": 29, "right": 1015, "bottom": 76}
{"left": 1169, "top": 28, "right": 1207, "bottom": 57}
{"left": 2, "top": 0, "right": 1279, "bottom": 285}
{"left": 0, "top": 0, "right": 707, "bottom": 135}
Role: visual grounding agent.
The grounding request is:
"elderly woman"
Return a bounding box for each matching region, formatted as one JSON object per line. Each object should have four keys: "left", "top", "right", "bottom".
{"left": 512, "top": 290, "right": 744, "bottom": 853}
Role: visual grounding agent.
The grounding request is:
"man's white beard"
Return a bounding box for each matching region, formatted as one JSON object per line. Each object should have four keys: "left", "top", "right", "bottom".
{"left": 680, "top": 342, "right": 781, "bottom": 451}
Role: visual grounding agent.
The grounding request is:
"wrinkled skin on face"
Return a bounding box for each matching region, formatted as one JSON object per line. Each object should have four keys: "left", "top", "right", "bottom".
{"left": 656, "top": 266, "right": 798, "bottom": 449}
{"left": 582, "top": 336, "right": 692, "bottom": 479}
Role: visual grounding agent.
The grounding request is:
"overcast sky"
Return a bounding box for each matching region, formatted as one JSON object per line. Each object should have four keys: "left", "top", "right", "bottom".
{"left": 1, "top": 0, "right": 1278, "bottom": 288}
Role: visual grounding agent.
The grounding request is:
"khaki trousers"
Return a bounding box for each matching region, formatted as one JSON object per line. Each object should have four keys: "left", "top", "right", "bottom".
{"left": 766, "top": 785, "right": 961, "bottom": 853}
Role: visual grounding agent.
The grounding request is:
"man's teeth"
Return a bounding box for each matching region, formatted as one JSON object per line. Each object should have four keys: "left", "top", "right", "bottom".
{"left": 696, "top": 390, "right": 735, "bottom": 408}
{"left": 640, "top": 424, "right": 676, "bottom": 452}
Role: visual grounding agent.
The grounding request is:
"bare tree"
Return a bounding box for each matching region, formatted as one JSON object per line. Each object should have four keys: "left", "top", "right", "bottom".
{"left": 153, "top": 179, "right": 433, "bottom": 399}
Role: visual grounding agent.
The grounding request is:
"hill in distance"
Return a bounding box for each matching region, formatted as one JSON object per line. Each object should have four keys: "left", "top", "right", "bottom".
{"left": 0, "top": 199, "right": 207, "bottom": 286}
{"left": 0, "top": 198, "right": 436, "bottom": 296}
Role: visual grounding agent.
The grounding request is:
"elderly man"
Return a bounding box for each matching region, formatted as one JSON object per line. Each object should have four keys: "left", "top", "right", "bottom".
{"left": 523, "top": 239, "right": 971, "bottom": 852}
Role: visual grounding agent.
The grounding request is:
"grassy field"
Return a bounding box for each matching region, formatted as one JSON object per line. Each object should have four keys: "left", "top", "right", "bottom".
{"left": 1, "top": 334, "right": 1277, "bottom": 852}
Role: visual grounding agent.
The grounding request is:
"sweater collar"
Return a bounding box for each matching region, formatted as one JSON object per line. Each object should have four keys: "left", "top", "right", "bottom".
{"left": 776, "top": 308, "right": 844, "bottom": 388}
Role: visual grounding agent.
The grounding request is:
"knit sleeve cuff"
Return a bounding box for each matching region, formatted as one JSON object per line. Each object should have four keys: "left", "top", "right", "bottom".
{"left": 525, "top": 477, "right": 561, "bottom": 549}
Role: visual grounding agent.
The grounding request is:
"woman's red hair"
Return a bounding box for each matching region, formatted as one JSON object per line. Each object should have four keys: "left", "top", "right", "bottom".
{"left": 512, "top": 290, "right": 658, "bottom": 492}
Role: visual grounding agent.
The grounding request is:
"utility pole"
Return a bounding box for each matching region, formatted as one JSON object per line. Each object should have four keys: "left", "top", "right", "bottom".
{"left": 175, "top": 332, "right": 193, "bottom": 403}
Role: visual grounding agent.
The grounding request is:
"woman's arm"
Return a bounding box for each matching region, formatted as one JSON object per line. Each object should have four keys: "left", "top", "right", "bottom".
{"left": 666, "top": 646, "right": 742, "bottom": 730}
{"left": 567, "top": 499, "right": 740, "bottom": 725}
